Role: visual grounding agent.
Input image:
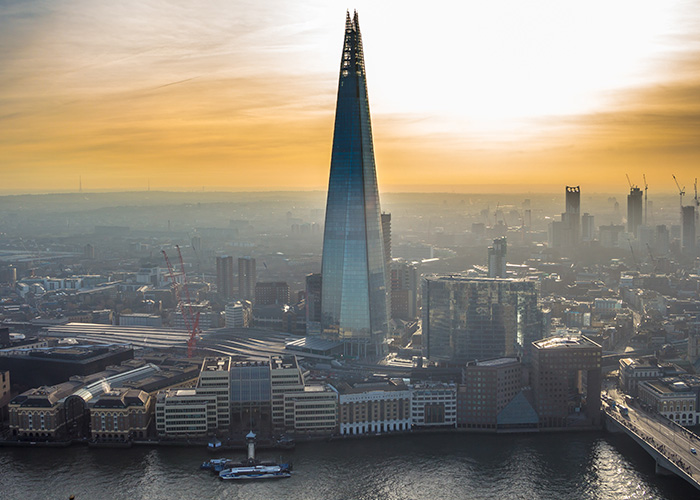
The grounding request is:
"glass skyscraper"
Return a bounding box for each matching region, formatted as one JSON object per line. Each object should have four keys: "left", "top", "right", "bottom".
{"left": 422, "top": 276, "right": 543, "bottom": 365}
{"left": 321, "top": 11, "right": 388, "bottom": 357}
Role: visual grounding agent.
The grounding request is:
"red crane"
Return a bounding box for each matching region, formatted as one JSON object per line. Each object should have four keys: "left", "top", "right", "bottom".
{"left": 162, "top": 249, "right": 198, "bottom": 357}
{"left": 176, "top": 245, "right": 200, "bottom": 357}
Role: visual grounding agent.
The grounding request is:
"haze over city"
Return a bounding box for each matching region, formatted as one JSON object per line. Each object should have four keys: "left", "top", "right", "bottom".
{"left": 1, "top": 0, "right": 700, "bottom": 194}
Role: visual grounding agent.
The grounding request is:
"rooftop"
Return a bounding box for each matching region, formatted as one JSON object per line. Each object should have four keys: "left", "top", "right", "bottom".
{"left": 533, "top": 336, "right": 601, "bottom": 350}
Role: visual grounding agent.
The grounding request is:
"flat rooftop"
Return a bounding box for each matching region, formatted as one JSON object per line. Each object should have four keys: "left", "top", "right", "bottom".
{"left": 534, "top": 336, "right": 601, "bottom": 350}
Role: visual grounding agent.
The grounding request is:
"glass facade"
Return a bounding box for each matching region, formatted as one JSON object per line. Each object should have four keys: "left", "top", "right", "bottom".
{"left": 422, "top": 276, "right": 543, "bottom": 365}
{"left": 321, "top": 11, "right": 388, "bottom": 354}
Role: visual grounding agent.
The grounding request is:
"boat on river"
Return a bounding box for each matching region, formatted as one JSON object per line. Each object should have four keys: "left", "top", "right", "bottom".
{"left": 217, "top": 431, "right": 292, "bottom": 481}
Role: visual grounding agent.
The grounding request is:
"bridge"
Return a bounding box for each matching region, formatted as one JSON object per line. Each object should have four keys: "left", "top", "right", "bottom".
{"left": 604, "top": 399, "right": 700, "bottom": 490}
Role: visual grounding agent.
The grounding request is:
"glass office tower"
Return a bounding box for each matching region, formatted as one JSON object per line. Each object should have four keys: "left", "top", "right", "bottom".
{"left": 321, "top": 11, "right": 388, "bottom": 357}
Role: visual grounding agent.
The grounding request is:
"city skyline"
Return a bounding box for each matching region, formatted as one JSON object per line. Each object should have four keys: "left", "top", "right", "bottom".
{"left": 1, "top": 1, "right": 699, "bottom": 194}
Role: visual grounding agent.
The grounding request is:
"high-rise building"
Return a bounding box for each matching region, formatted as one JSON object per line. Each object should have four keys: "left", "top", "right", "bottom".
{"left": 681, "top": 205, "right": 696, "bottom": 255}
{"left": 390, "top": 260, "right": 419, "bottom": 321}
{"left": 422, "top": 276, "right": 542, "bottom": 365}
{"left": 238, "top": 257, "right": 256, "bottom": 301}
{"left": 381, "top": 213, "right": 392, "bottom": 323}
{"left": 305, "top": 273, "right": 322, "bottom": 335}
{"left": 487, "top": 237, "right": 507, "bottom": 278}
{"left": 627, "top": 187, "right": 643, "bottom": 237}
{"left": 255, "top": 282, "right": 290, "bottom": 305}
{"left": 321, "top": 11, "right": 388, "bottom": 357}
{"left": 563, "top": 186, "right": 581, "bottom": 245}
{"left": 216, "top": 256, "right": 234, "bottom": 298}
{"left": 581, "top": 213, "right": 595, "bottom": 242}
{"left": 532, "top": 336, "right": 602, "bottom": 428}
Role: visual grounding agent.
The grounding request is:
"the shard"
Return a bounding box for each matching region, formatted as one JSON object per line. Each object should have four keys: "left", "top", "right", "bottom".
{"left": 321, "top": 11, "right": 388, "bottom": 357}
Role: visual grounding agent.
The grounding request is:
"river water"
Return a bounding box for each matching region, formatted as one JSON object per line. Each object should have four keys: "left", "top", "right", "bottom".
{"left": 1, "top": 432, "right": 698, "bottom": 500}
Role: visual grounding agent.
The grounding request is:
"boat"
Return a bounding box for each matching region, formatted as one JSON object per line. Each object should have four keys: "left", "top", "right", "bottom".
{"left": 217, "top": 431, "right": 291, "bottom": 480}
{"left": 219, "top": 463, "right": 291, "bottom": 480}
{"left": 200, "top": 458, "right": 233, "bottom": 472}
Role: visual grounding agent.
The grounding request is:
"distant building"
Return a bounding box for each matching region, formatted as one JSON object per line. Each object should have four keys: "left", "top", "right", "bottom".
{"left": 224, "top": 301, "right": 251, "bottom": 328}
{"left": 581, "top": 213, "right": 595, "bottom": 242}
{"left": 238, "top": 257, "right": 256, "bottom": 302}
{"left": 305, "top": 273, "right": 322, "bottom": 335}
{"left": 627, "top": 187, "right": 643, "bottom": 237}
{"left": 216, "top": 256, "right": 235, "bottom": 298}
{"left": 488, "top": 237, "right": 507, "bottom": 278}
{"left": 422, "top": 276, "right": 542, "bottom": 365}
{"left": 599, "top": 224, "right": 625, "bottom": 248}
{"left": 118, "top": 313, "right": 162, "bottom": 328}
{"left": 390, "top": 260, "right": 419, "bottom": 321}
{"left": 681, "top": 205, "right": 696, "bottom": 255}
{"left": 255, "top": 282, "right": 290, "bottom": 306}
{"left": 532, "top": 336, "right": 602, "bottom": 428}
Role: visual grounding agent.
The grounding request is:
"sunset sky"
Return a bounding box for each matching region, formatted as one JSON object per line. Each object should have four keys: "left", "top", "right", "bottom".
{"left": 1, "top": 0, "right": 699, "bottom": 194}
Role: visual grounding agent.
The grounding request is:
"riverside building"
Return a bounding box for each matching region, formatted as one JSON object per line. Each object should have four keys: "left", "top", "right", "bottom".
{"left": 335, "top": 379, "right": 411, "bottom": 435}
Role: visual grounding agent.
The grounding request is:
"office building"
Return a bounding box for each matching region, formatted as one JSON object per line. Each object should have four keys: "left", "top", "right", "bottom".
{"left": 390, "top": 260, "right": 419, "bottom": 321}
{"left": 229, "top": 360, "right": 272, "bottom": 434}
{"left": 422, "top": 276, "right": 542, "bottom": 365}
{"left": 255, "top": 282, "right": 290, "bottom": 306}
{"left": 488, "top": 237, "right": 507, "bottom": 278}
{"left": 563, "top": 186, "right": 581, "bottom": 245}
{"left": 458, "top": 358, "right": 536, "bottom": 430}
{"left": 581, "top": 213, "right": 595, "bottom": 242}
{"left": 532, "top": 336, "right": 602, "bottom": 428}
{"left": 238, "top": 257, "right": 256, "bottom": 301}
{"left": 224, "top": 301, "right": 251, "bottom": 328}
{"left": 321, "top": 11, "right": 389, "bottom": 357}
{"left": 216, "top": 256, "right": 235, "bottom": 298}
{"left": 681, "top": 205, "right": 696, "bottom": 255}
{"left": 305, "top": 273, "right": 322, "bottom": 335}
{"left": 335, "top": 379, "right": 411, "bottom": 435}
{"left": 270, "top": 355, "right": 304, "bottom": 431}
{"left": 283, "top": 384, "right": 338, "bottom": 435}
{"left": 155, "top": 389, "right": 218, "bottom": 438}
{"left": 638, "top": 376, "right": 700, "bottom": 426}
{"left": 627, "top": 187, "right": 643, "bottom": 237}
{"left": 197, "top": 357, "right": 231, "bottom": 431}
{"left": 90, "top": 389, "right": 153, "bottom": 442}
{"left": 410, "top": 381, "right": 457, "bottom": 429}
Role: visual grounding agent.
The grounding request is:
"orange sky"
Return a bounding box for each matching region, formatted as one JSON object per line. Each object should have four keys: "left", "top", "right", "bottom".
{"left": 1, "top": 1, "right": 700, "bottom": 194}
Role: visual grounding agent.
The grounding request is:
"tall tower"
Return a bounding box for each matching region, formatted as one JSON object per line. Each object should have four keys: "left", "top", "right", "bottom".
{"left": 237, "top": 257, "right": 256, "bottom": 301}
{"left": 488, "top": 237, "right": 507, "bottom": 278}
{"left": 627, "top": 187, "right": 643, "bottom": 237}
{"left": 321, "top": 11, "right": 388, "bottom": 357}
{"left": 216, "top": 256, "right": 234, "bottom": 298}
{"left": 563, "top": 186, "right": 581, "bottom": 245}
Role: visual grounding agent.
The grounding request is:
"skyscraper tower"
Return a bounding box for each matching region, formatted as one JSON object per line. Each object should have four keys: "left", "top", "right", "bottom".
{"left": 563, "top": 186, "right": 581, "bottom": 245}
{"left": 216, "top": 256, "right": 234, "bottom": 298}
{"left": 488, "top": 237, "right": 507, "bottom": 278}
{"left": 238, "top": 257, "right": 256, "bottom": 301}
{"left": 627, "top": 186, "right": 643, "bottom": 237}
{"left": 321, "top": 11, "right": 388, "bottom": 357}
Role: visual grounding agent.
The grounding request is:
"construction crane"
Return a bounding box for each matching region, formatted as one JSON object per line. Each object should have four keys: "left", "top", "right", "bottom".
{"left": 626, "top": 174, "right": 635, "bottom": 189}
{"left": 642, "top": 174, "right": 648, "bottom": 225}
{"left": 176, "top": 245, "right": 200, "bottom": 357}
{"left": 162, "top": 249, "right": 197, "bottom": 357}
{"left": 672, "top": 174, "right": 685, "bottom": 207}
{"left": 628, "top": 240, "right": 639, "bottom": 271}
{"left": 695, "top": 178, "right": 700, "bottom": 224}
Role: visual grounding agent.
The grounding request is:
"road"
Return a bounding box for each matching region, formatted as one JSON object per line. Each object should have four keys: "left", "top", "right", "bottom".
{"left": 606, "top": 388, "right": 700, "bottom": 480}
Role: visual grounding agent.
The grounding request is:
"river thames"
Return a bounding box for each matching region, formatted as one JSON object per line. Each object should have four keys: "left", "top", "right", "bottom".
{"left": 1, "top": 432, "right": 698, "bottom": 500}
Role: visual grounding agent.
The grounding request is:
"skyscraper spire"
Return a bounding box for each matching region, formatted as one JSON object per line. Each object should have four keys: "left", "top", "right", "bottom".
{"left": 321, "top": 11, "right": 388, "bottom": 358}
